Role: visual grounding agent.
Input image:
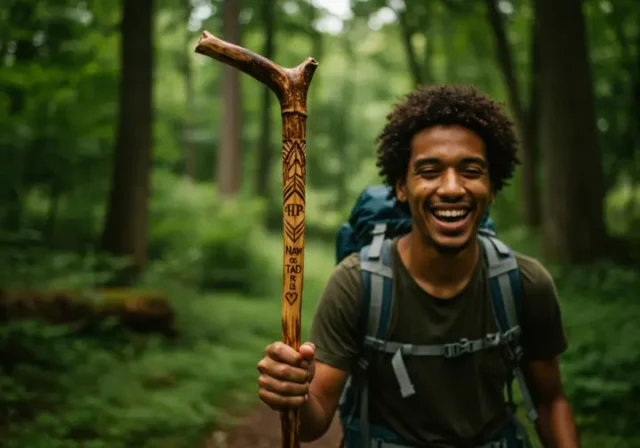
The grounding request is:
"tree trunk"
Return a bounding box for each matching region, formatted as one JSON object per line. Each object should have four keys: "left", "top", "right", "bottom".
{"left": 535, "top": 0, "right": 607, "bottom": 262}
{"left": 1, "top": 2, "right": 37, "bottom": 233}
{"left": 101, "top": 0, "right": 154, "bottom": 283}
{"left": 522, "top": 17, "right": 541, "bottom": 227}
{"left": 485, "top": 0, "right": 541, "bottom": 227}
{"left": 183, "top": 0, "right": 196, "bottom": 180}
{"left": 397, "top": 9, "right": 423, "bottom": 86}
{"left": 335, "top": 29, "right": 356, "bottom": 209}
{"left": 216, "top": 0, "right": 242, "bottom": 197}
{"left": 254, "top": 0, "right": 276, "bottom": 199}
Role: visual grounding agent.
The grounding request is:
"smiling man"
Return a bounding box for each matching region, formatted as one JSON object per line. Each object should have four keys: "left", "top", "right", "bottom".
{"left": 256, "top": 85, "right": 580, "bottom": 448}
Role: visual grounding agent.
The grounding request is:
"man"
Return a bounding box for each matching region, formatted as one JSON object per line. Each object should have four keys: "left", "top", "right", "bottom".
{"left": 257, "top": 85, "right": 580, "bottom": 447}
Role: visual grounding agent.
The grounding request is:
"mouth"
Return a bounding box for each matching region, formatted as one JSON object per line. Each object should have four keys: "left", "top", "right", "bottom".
{"left": 427, "top": 206, "right": 473, "bottom": 233}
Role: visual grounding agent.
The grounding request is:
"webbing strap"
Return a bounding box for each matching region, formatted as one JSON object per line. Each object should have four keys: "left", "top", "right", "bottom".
{"left": 364, "top": 326, "right": 520, "bottom": 357}
{"left": 369, "top": 437, "right": 508, "bottom": 448}
{"left": 479, "top": 236, "right": 539, "bottom": 424}
{"left": 367, "top": 272, "right": 385, "bottom": 337}
{"left": 360, "top": 381, "right": 371, "bottom": 448}
{"left": 391, "top": 349, "right": 415, "bottom": 398}
{"left": 369, "top": 223, "right": 387, "bottom": 259}
{"left": 360, "top": 261, "right": 393, "bottom": 278}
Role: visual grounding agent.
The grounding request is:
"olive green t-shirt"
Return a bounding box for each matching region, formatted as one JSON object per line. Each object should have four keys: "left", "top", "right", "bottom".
{"left": 309, "top": 238, "right": 568, "bottom": 447}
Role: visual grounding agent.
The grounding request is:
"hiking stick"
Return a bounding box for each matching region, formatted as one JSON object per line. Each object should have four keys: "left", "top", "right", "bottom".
{"left": 195, "top": 31, "right": 318, "bottom": 448}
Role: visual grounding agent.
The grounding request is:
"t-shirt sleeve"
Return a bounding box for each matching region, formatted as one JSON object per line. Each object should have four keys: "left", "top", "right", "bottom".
{"left": 308, "top": 254, "right": 362, "bottom": 373}
{"left": 517, "top": 254, "right": 568, "bottom": 362}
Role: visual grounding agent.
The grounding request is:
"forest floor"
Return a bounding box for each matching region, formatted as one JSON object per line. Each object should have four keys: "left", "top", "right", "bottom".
{"left": 201, "top": 402, "right": 343, "bottom": 448}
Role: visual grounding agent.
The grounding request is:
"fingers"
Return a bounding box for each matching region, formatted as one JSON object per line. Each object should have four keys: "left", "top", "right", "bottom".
{"left": 266, "top": 341, "right": 303, "bottom": 365}
{"left": 257, "top": 341, "right": 316, "bottom": 411}
{"left": 257, "top": 355, "right": 309, "bottom": 383}
{"left": 258, "top": 342, "right": 311, "bottom": 383}
{"left": 258, "top": 388, "right": 307, "bottom": 411}
{"left": 258, "top": 373, "right": 309, "bottom": 397}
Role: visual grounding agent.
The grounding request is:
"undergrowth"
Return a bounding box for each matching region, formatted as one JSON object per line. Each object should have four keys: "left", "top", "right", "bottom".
{"left": 2, "top": 229, "right": 640, "bottom": 447}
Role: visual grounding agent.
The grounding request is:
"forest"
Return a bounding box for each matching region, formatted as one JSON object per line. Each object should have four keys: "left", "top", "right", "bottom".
{"left": 1, "top": 0, "right": 639, "bottom": 447}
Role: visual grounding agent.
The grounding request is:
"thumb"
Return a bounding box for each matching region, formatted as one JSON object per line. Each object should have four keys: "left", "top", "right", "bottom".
{"left": 299, "top": 342, "right": 315, "bottom": 361}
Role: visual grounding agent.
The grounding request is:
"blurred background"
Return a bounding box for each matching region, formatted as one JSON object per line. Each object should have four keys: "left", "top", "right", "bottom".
{"left": 1, "top": 0, "right": 638, "bottom": 447}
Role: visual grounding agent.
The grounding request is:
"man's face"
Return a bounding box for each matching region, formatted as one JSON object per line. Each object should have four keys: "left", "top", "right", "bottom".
{"left": 396, "top": 125, "right": 493, "bottom": 253}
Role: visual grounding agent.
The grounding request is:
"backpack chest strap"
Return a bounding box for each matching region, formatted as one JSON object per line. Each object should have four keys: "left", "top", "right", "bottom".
{"left": 364, "top": 326, "right": 521, "bottom": 399}
{"left": 364, "top": 326, "right": 521, "bottom": 358}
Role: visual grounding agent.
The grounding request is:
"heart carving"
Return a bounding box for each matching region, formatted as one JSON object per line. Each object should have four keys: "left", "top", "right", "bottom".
{"left": 285, "top": 292, "right": 298, "bottom": 305}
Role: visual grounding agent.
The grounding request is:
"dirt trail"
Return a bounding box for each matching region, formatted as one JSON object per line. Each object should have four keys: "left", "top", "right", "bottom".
{"left": 202, "top": 402, "right": 343, "bottom": 448}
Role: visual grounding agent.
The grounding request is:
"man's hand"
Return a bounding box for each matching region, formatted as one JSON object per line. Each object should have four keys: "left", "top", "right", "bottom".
{"left": 257, "top": 341, "right": 316, "bottom": 411}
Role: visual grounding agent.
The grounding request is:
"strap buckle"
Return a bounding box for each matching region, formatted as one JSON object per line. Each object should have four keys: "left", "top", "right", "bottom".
{"left": 485, "top": 332, "right": 501, "bottom": 346}
{"left": 444, "top": 338, "right": 471, "bottom": 358}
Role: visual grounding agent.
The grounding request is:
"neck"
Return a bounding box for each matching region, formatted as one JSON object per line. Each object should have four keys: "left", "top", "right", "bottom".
{"left": 399, "top": 229, "right": 480, "bottom": 290}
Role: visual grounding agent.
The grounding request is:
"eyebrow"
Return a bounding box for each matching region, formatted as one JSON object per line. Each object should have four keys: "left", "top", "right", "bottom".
{"left": 413, "top": 157, "right": 487, "bottom": 170}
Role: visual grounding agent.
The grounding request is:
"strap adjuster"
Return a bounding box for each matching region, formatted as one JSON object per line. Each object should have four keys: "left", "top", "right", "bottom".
{"left": 484, "top": 332, "right": 501, "bottom": 346}
{"left": 444, "top": 338, "right": 471, "bottom": 358}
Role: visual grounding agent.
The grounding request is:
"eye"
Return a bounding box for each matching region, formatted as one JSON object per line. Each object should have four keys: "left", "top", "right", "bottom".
{"left": 416, "top": 168, "right": 440, "bottom": 179}
{"left": 462, "top": 166, "right": 485, "bottom": 178}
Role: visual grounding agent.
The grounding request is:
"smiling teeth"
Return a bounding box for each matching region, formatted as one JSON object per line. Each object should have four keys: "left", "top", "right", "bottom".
{"left": 434, "top": 209, "right": 467, "bottom": 218}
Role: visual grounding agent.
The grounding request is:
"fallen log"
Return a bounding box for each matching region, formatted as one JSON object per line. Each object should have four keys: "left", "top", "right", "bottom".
{"left": 0, "top": 289, "right": 176, "bottom": 336}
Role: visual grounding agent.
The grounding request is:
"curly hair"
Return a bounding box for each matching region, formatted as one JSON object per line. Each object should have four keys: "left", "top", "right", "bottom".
{"left": 375, "top": 84, "right": 520, "bottom": 196}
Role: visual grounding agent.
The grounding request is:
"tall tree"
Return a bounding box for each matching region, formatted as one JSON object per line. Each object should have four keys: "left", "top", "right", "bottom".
{"left": 535, "top": 0, "right": 607, "bottom": 262}
{"left": 101, "top": 0, "right": 154, "bottom": 282}
{"left": 182, "top": 0, "right": 197, "bottom": 180}
{"left": 216, "top": 0, "right": 242, "bottom": 196}
{"left": 254, "top": 0, "right": 276, "bottom": 199}
{"left": 394, "top": 0, "right": 434, "bottom": 86}
{"left": 485, "top": 0, "right": 541, "bottom": 227}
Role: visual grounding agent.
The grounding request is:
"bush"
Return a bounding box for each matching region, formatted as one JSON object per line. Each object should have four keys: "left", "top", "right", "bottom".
{"left": 146, "top": 170, "right": 275, "bottom": 296}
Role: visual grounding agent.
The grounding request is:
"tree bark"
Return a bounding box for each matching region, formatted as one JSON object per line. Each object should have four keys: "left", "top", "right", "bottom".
{"left": 183, "top": 0, "right": 197, "bottom": 180}
{"left": 335, "top": 28, "right": 355, "bottom": 209}
{"left": 101, "top": 0, "right": 154, "bottom": 283}
{"left": 255, "top": 0, "right": 276, "bottom": 199}
{"left": 522, "top": 17, "right": 541, "bottom": 227}
{"left": 535, "top": 0, "right": 608, "bottom": 262}
{"left": 397, "top": 9, "right": 423, "bottom": 86}
{"left": 485, "top": 0, "right": 541, "bottom": 227}
{"left": 216, "top": 0, "right": 242, "bottom": 196}
{"left": 1, "top": 2, "right": 37, "bottom": 233}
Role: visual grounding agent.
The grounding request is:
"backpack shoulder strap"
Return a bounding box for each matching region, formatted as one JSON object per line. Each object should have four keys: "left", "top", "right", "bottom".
{"left": 339, "top": 226, "right": 396, "bottom": 448}
{"left": 358, "top": 224, "right": 394, "bottom": 343}
{"left": 478, "top": 234, "right": 539, "bottom": 424}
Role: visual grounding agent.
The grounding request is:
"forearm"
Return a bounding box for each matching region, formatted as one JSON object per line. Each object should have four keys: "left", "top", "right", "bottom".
{"left": 299, "top": 392, "right": 335, "bottom": 442}
{"left": 535, "top": 395, "right": 580, "bottom": 447}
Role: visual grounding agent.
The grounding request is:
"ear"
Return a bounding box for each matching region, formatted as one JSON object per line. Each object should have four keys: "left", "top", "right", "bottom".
{"left": 488, "top": 190, "right": 495, "bottom": 205}
{"left": 395, "top": 178, "right": 408, "bottom": 202}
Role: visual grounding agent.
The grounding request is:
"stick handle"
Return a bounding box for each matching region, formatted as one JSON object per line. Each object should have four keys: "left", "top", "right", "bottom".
{"left": 195, "top": 31, "right": 318, "bottom": 448}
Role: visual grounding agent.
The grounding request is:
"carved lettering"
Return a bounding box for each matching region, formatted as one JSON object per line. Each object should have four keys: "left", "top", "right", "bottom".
{"left": 286, "top": 264, "right": 302, "bottom": 274}
{"left": 286, "top": 246, "right": 303, "bottom": 256}
{"left": 284, "top": 204, "right": 304, "bottom": 217}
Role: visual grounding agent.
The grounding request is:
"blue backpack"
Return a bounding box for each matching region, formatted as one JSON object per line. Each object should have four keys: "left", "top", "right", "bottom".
{"left": 334, "top": 185, "right": 538, "bottom": 448}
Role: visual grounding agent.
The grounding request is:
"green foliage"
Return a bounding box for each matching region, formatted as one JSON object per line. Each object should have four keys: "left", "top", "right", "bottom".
{"left": 0, "top": 0, "right": 638, "bottom": 446}
{"left": 146, "top": 170, "right": 275, "bottom": 295}
{"left": 604, "top": 176, "right": 640, "bottom": 239}
{"left": 1, "top": 237, "right": 337, "bottom": 448}
{"left": 0, "top": 228, "right": 128, "bottom": 289}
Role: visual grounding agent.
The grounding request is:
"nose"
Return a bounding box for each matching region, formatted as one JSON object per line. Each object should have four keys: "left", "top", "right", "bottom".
{"left": 437, "top": 168, "right": 465, "bottom": 199}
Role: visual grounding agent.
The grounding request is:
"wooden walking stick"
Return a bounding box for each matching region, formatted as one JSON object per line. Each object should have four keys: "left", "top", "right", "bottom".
{"left": 195, "top": 31, "right": 318, "bottom": 448}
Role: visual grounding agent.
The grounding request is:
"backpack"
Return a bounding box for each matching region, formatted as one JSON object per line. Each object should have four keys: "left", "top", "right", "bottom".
{"left": 334, "top": 185, "right": 539, "bottom": 448}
